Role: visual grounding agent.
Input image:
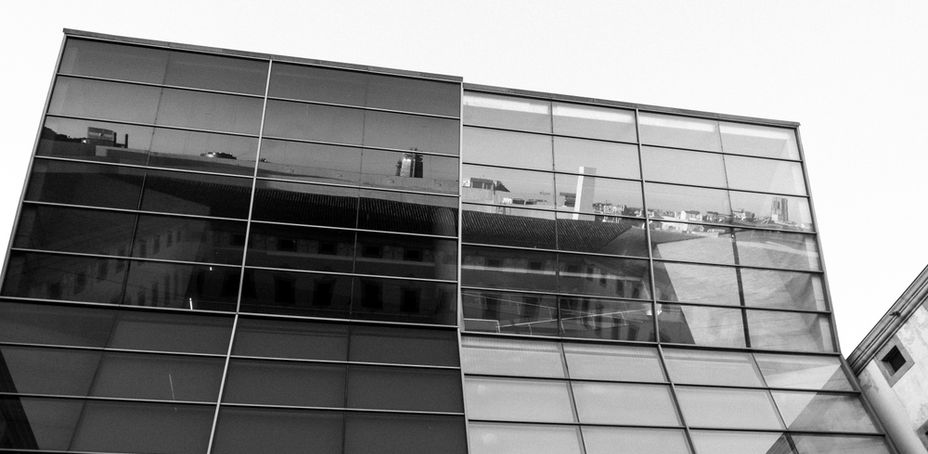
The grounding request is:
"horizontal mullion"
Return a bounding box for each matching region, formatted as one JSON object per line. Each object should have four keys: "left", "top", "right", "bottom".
{"left": 643, "top": 178, "right": 808, "bottom": 199}
{"left": 461, "top": 241, "right": 646, "bottom": 261}
{"left": 10, "top": 247, "right": 242, "bottom": 270}
{"left": 266, "top": 95, "right": 460, "bottom": 120}
{"left": 462, "top": 161, "right": 643, "bottom": 184}
{"left": 460, "top": 284, "right": 652, "bottom": 304}
{"left": 0, "top": 341, "right": 228, "bottom": 359}
{"left": 462, "top": 123, "right": 640, "bottom": 147}
{"left": 22, "top": 200, "right": 247, "bottom": 224}
{"left": 465, "top": 418, "right": 684, "bottom": 430}
{"left": 0, "top": 295, "right": 234, "bottom": 316}
{"left": 244, "top": 264, "right": 457, "bottom": 284}
{"left": 253, "top": 175, "right": 460, "bottom": 199}
{"left": 464, "top": 372, "right": 669, "bottom": 387}
{"left": 249, "top": 218, "right": 458, "bottom": 240}
{"left": 648, "top": 216, "right": 815, "bottom": 235}
{"left": 462, "top": 201, "right": 645, "bottom": 220}
{"left": 639, "top": 141, "right": 803, "bottom": 164}
{"left": 32, "top": 155, "right": 255, "bottom": 181}
{"left": 233, "top": 310, "right": 459, "bottom": 330}
{"left": 0, "top": 391, "right": 216, "bottom": 406}
{"left": 44, "top": 113, "right": 261, "bottom": 139}
{"left": 653, "top": 257, "right": 823, "bottom": 274}
{"left": 259, "top": 134, "right": 461, "bottom": 158}
{"left": 217, "top": 402, "right": 464, "bottom": 416}
{"left": 656, "top": 300, "right": 830, "bottom": 315}
{"left": 228, "top": 354, "right": 460, "bottom": 370}
{"left": 55, "top": 73, "right": 266, "bottom": 99}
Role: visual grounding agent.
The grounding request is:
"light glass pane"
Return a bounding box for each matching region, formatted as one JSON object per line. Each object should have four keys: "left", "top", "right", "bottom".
{"left": 792, "top": 435, "right": 891, "bottom": 454}
{"left": 676, "top": 387, "right": 783, "bottom": 430}
{"left": 462, "top": 289, "right": 559, "bottom": 336}
{"left": 573, "top": 382, "right": 680, "bottom": 425}
{"left": 649, "top": 224, "right": 734, "bottom": 265}
{"left": 642, "top": 147, "right": 726, "bottom": 187}
{"left": 658, "top": 304, "right": 746, "bottom": 348}
{"left": 741, "top": 270, "right": 826, "bottom": 311}
{"left": 729, "top": 191, "right": 813, "bottom": 232}
{"left": 461, "top": 336, "right": 565, "bottom": 378}
{"left": 562, "top": 343, "right": 664, "bottom": 382}
{"left": 663, "top": 349, "right": 764, "bottom": 387}
{"left": 735, "top": 230, "right": 820, "bottom": 271}
{"left": 557, "top": 254, "right": 651, "bottom": 299}
{"left": 554, "top": 174, "right": 642, "bottom": 215}
{"left": 468, "top": 423, "right": 583, "bottom": 454}
{"left": 464, "top": 377, "right": 575, "bottom": 423}
{"left": 772, "top": 391, "right": 879, "bottom": 433}
{"left": 553, "top": 137, "right": 639, "bottom": 180}
{"left": 464, "top": 92, "right": 551, "bottom": 132}
{"left": 639, "top": 113, "right": 721, "bottom": 151}
{"left": 552, "top": 102, "right": 636, "bottom": 142}
{"left": 645, "top": 183, "right": 731, "bottom": 224}
{"left": 690, "top": 430, "right": 795, "bottom": 454}
{"left": 558, "top": 297, "right": 655, "bottom": 341}
{"left": 653, "top": 262, "right": 740, "bottom": 305}
{"left": 747, "top": 311, "right": 834, "bottom": 352}
{"left": 754, "top": 354, "right": 852, "bottom": 391}
{"left": 719, "top": 122, "right": 800, "bottom": 160}
{"left": 724, "top": 155, "right": 807, "bottom": 195}
{"left": 583, "top": 427, "right": 690, "bottom": 454}
{"left": 464, "top": 127, "right": 552, "bottom": 170}
{"left": 463, "top": 164, "right": 555, "bottom": 208}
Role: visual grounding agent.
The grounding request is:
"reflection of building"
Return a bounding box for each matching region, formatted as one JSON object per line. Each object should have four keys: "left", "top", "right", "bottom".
{"left": 848, "top": 265, "right": 928, "bottom": 454}
{"left": 0, "top": 29, "right": 901, "bottom": 454}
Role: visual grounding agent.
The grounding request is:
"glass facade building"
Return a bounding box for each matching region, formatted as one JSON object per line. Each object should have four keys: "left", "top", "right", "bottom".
{"left": 0, "top": 29, "right": 896, "bottom": 453}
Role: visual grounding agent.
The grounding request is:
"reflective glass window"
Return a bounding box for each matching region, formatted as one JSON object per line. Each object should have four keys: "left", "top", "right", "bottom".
{"left": 663, "top": 349, "right": 764, "bottom": 386}
{"left": 462, "top": 246, "right": 557, "bottom": 292}
{"left": 26, "top": 159, "right": 145, "bottom": 209}
{"left": 791, "top": 435, "right": 891, "bottom": 454}
{"left": 754, "top": 354, "right": 852, "bottom": 391}
{"left": 658, "top": 304, "right": 746, "bottom": 348}
{"left": 49, "top": 77, "right": 161, "bottom": 123}
{"left": 146, "top": 128, "right": 259, "bottom": 175}
{"left": 675, "top": 387, "right": 783, "bottom": 430}
{"left": 240, "top": 269, "right": 351, "bottom": 318}
{"left": 133, "top": 214, "right": 246, "bottom": 265}
{"left": 747, "top": 310, "right": 834, "bottom": 352}
{"left": 641, "top": 146, "right": 726, "bottom": 187}
{"left": 558, "top": 254, "right": 650, "bottom": 299}
{"left": 139, "top": 170, "right": 252, "bottom": 219}
{"left": 60, "top": 39, "right": 168, "bottom": 83}
{"left": 720, "top": 122, "right": 800, "bottom": 160}
{"left": 354, "top": 232, "right": 457, "bottom": 280}
{"left": 105, "top": 310, "right": 233, "bottom": 353}
{"left": 735, "top": 229, "right": 821, "bottom": 271}
{"left": 468, "top": 423, "right": 583, "bottom": 454}
{"left": 358, "top": 189, "right": 458, "bottom": 236}
{"left": 263, "top": 99, "right": 365, "bottom": 143}
{"left": 555, "top": 174, "right": 642, "bottom": 216}
{"left": 154, "top": 88, "right": 263, "bottom": 134}
{"left": 741, "top": 269, "right": 826, "bottom": 311}
{"left": 639, "top": 112, "right": 721, "bottom": 151}
{"left": 363, "top": 73, "right": 460, "bottom": 116}
{"left": 257, "top": 139, "right": 361, "bottom": 185}
{"left": 645, "top": 183, "right": 731, "bottom": 224}
{"left": 649, "top": 224, "right": 734, "bottom": 264}
{"left": 461, "top": 336, "right": 566, "bottom": 378}
{"left": 252, "top": 180, "right": 359, "bottom": 228}
{"left": 552, "top": 102, "right": 636, "bottom": 142}
{"left": 40, "top": 117, "right": 154, "bottom": 166}
{"left": 562, "top": 343, "right": 663, "bottom": 381}
{"left": 347, "top": 365, "right": 463, "bottom": 412}
{"left": 14, "top": 205, "right": 135, "bottom": 256}
{"left": 772, "top": 391, "right": 879, "bottom": 433}
{"left": 246, "top": 222, "right": 355, "bottom": 272}
{"left": 348, "top": 325, "right": 459, "bottom": 366}
{"left": 463, "top": 92, "right": 551, "bottom": 132}
{"left": 232, "top": 317, "right": 348, "bottom": 361}
{"left": 573, "top": 382, "right": 680, "bottom": 425}
{"left": 558, "top": 214, "right": 648, "bottom": 256}
{"left": 559, "top": 297, "right": 654, "bottom": 341}
{"left": 360, "top": 149, "right": 459, "bottom": 194}
{"left": 464, "top": 204, "right": 557, "bottom": 249}
{"left": 729, "top": 191, "right": 813, "bottom": 232}
{"left": 123, "top": 260, "right": 239, "bottom": 311}
{"left": 212, "top": 407, "right": 343, "bottom": 454}
{"left": 724, "top": 155, "right": 807, "bottom": 195}
{"left": 343, "top": 412, "right": 466, "bottom": 454}
{"left": 84, "top": 351, "right": 222, "bottom": 401}
{"left": 462, "top": 289, "right": 559, "bottom": 336}
{"left": 690, "top": 430, "right": 795, "bottom": 454}
{"left": 463, "top": 164, "right": 555, "bottom": 208}
{"left": 0, "top": 345, "right": 101, "bottom": 396}
{"left": 350, "top": 277, "right": 457, "bottom": 325}
{"left": 463, "top": 127, "right": 552, "bottom": 170}
{"left": 161, "top": 51, "right": 268, "bottom": 94}
{"left": 2, "top": 251, "right": 126, "bottom": 303}
{"left": 464, "top": 377, "right": 575, "bottom": 422}
{"left": 0, "top": 302, "right": 117, "bottom": 347}
{"left": 554, "top": 137, "right": 640, "bottom": 180}
{"left": 653, "top": 262, "right": 740, "bottom": 305}
{"left": 363, "top": 110, "right": 460, "bottom": 154}
{"left": 223, "top": 360, "right": 345, "bottom": 407}
{"left": 583, "top": 427, "right": 690, "bottom": 454}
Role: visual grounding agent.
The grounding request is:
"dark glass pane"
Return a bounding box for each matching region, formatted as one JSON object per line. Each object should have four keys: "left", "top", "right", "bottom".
{"left": 140, "top": 170, "right": 252, "bottom": 218}
{"left": 572, "top": 382, "right": 679, "bottom": 425}
{"left": 1, "top": 251, "right": 126, "bottom": 303}
{"left": 155, "top": 88, "right": 263, "bottom": 134}
{"left": 658, "top": 304, "right": 746, "bottom": 348}
{"left": 554, "top": 174, "right": 642, "bottom": 216}
{"left": 0, "top": 302, "right": 116, "bottom": 347}
{"left": 463, "top": 92, "right": 550, "bottom": 132}
{"left": 344, "top": 412, "right": 466, "bottom": 454}
{"left": 358, "top": 189, "right": 457, "bottom": 236}
{"left": 349, "top": 325, "right": 459, "bottom": 366}
{"left": 729, "top": 191, "right": 813, "bottom": 231}
{"left": 553, "top": 137, "right": 640, "bottom": 180}
{"left": 649, "top": 223, "right": 734, "bottom": 264}
{"left": 772, "top": 391, "right": 878, "bottom": 432}
{"left": 223, "top": 359, "right": 345, "bottom": 406}
{"left": 559, "top": 297, "right": 654, "bottom": 341}
{"left": 735, "top": 229, "right": 821, "bottom": 271}
{"left": 240, "top": 268, "right": 351, "bottom": 318}
{"left": 147, "top": 128, "right": 258, "bottom": 174}
{"left": 653, "top": 262, "right": 740, "bottom": 305}
{"left": 462, "top": 246, "right": 557, "bottom": 292}
{"left": 263, "top": 99, "right": 365, "bottom": 143}
{"left": 645, "top": 183, "right": 732, "bottom": 224}
{"left": 269, "top": 63, "right": 367, "bottom": 105}
{"left": 360, "top": 149, "right": 459, "bottom": 193}
{"left": 557, "top": 214, "right": 647, "bottom": 256}
{"left": 253, "top": 180, "right": 359, "bottom": 227}
{"left": 462, "top": 289, "right": 558, "bottom": 336}
{"left": 720, "top": 122, "right": 800, "bottom": 160}
{"left": 60, "top": 39, "right": 168, "bottom": 83}
{"left": 464, "top": 204, "right": 556, "bottom": 249}
{"left": 363, "top": 110, "right": 459, "bottom": 155}
{"left": 123, "top": 260, "right": 239, "bottom": 311}
{"left": 89, "top": 352, "right": 224, "bottom": 401}
{"left": 212, "top": 407, "right": 344, "bottom": 454}
{"left": 347, "top": 365, "right": 463, "bottom": 412}
{"left": 463, "top": 127, "right": 552, "bottom": 170}
{"left": 365, "top": 73, "right": 460, "bottom": 116}
{"left": 641, "top": 146, "right": 727, "bottom": 187}
{"left": 690, "top": 431, "right": 795, "bottom": 454}
{"left": 355, "top": 232, "right": 457, "bottom": 280}
{"left": 132, "top": 214, "right": 246, "bottom": 265}
{"left": 258, "top": 139, "right": 362, "bottom": 185}
{"left": 639, "top": 112, "right": 721, "bottom": 151}
{"left": 754, "top": 354, "right": 853, "bottom": 391}
{"left": 25, "top": 159, "right": 145, "bottom": 209}
{"left": 0, "top": 346, "right": 100, "bottom": 396}
{"left": 232, "top": 317, "right": 349, "bottom": 360}
{"left": 552, "top": 102, "right": 637, "bottom": 142}
{"left": 48, "top": 77, "right": 161, "bottom": 123}
{"left": 675, "top": 386, "right": 782, "bottom": 430}
{"left": 742, "top": 269, "right": 826, "bottom": 310}
{"left": 747, "top": 310, "right": 834, "bottom": 352}
{"left": 663, "top": 349, "right": 764, "bottom": 386}
{"left": 725, "top": 155, "right": 807, "bottom": 195}
{"left": 462, "top": 165, "right": 555, "bottom": 208}
{"left": 468, "top": 422, "right": 583, "bottom": 454}
{"left": 246, "top": 222, "right": 355, "bottom": 272}
{"left": 461, "top": 336, "right": 566, "bottom": 378}
{"left": 14, "top": 205, "right": 135, "bottom": 256}
{"left": 350, "top": 277, "right": 456, "bottom": 324}
{"left": 163, "top": 51, "right": 268, "bottom": 94}
{"left": 557, "top": 254, "right": 650, "bottom": 299}
{"left": 105, "top": 310, "right": 233, "bottom": 354}
{"left": 791, "top": 435, "right": 891, "bottom": 454}
{"left": 39, "top": 116, "right": 153, "bottom": 165}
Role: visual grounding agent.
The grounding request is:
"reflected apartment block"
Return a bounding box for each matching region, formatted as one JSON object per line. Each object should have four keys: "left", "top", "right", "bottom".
{"left": 0, "top": 29, "right": 899, "bottom": 454}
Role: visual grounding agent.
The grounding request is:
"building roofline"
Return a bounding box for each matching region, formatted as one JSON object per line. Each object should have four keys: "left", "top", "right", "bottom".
{"left": 847, "top": 264, "right": 928, "bottom": 373}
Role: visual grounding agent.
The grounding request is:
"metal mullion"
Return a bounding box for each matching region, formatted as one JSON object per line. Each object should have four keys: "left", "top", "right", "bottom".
{"left": 655, "top": 300, "right": 831, "bottom": 316}
{"left": 260, "top": 133, "right": 461, "bottom": 158}
{"left": 232, "top": 309, "right": 458, "bottom": 330}
{"left": 227, "top": 354, "right": 460, "bottom": 371}
{"left": 652, "top": 257, "right": 824, "bottom": 275}
{"left": 32, "top": 155, "right": 256, "bottom": 181}
{"left": 249, "top": 217, "right": 458, "bottom": 240}
{"left": 0, "top": 295, "right": 236, "bottom": 316}
{"left": 462, "top": 200, "right": 646, "bottom": 221}
{"left": 217, "top": 401, "right": 464, "bottom": 416}
{"left": 9, "top": 248, "right": 241, "bottom": 270}
{"left": 465, "top": 418, "right": 685, "bottom": 430}
{"left": 463, "top": 373, "right": 669, "bottom": 388}
{"left": 241, "top": 264, "right": 457, "bottom": 285}
{"left": 0, "top": 341, "right": 228, "bottom": 360}
{"left": 21, "top": 200, "right": 248, "bottom": 224}
{"left": 644, "top": 178, "right": 809, "bottom": 200}
{"left": 44, "top": 113, "right": 262, "bottom": 139}
{"left": 461, "top": 161, "right": 643, "bottom": 186}
{"left": 253, "top": 174, "right": 458, "bottom": 199}
{"left": 53, "top": 73, "right": 267, "bottom": 99}
{"left": 265, "top": 95, "right": 460, "bottom": 120}
{"left": 455, "top": 80, "right": 472, "bottom": 454}
{"left": 0, "top": 391, "right": 215, "bottom": 407}
{"left": 462, "top": 123, "right": 640, "bottom": 148}
{"left": 461, "top": 284, "right": 651, "bottom": 305}
{"left": 639, "top": 141, "right": 803, "bottom": 164}
{"left": 461, "top": 241, "right": 648, "bottom": 262}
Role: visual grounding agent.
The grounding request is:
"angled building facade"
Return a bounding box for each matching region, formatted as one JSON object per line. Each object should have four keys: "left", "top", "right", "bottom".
{"left": 0, "top": 29, "right": 898, "bottom": 453}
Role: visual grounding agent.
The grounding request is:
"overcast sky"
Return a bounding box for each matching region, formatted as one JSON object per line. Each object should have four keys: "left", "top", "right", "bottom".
{"left": 2, "top": 0, "right": 926, "bottom": 352}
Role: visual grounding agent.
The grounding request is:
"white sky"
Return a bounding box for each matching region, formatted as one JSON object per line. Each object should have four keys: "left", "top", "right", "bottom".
{"left": 2, "top": 0, "right": 926, "bottom": 352}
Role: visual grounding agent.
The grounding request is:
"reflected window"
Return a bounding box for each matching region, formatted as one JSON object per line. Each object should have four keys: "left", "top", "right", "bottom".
{"left": 462, "top": 289, "right": 558, "bottom": 336}
{"left": 552, "top": 102, "right": 636, "bottom": 142}
{"left": 649, "top": 223, "right": 734, "bottom": 264}
{"left": 559, "top": 297, "right": 654, "bottom": 341}
{"left": 741, "top": 269, "right": 826, "bottom": 311}
{"left": 463, "top": 165, "right": 555, "bottom": 208}
{"left": 645, "top": 183, "right": 731, "bottom": 224}
{"left": 754, "top": 353, "right": 852, "bottom": 391}
{"left": 729, "top": 191, "right": 813, "bottom": 232}
{"left": 463, "top": 92, "right": 551, "bottom": 132}
{"left": 554, "top": 174, "right": 641, "bottom": 216}
{"left": 462, "top": 246, "right": 557, "bottom": 292}
{"left": 2, "top": 251, "right": 126, "bottom": 304}
{"left": 14, "top": 205, "right": 135, "bottom": 256}
{"left": 558, "top": 254, "right": 650, "bottom": 299}
{"left": 554, "top": 137, "right": 640, "bottom": 180}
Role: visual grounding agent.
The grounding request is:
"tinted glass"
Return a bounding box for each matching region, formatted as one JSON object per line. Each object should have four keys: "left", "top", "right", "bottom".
{"left": 462, "top": 289, "right": 559, "bottom": 336}
{"left": 350, "top": 277, "right": 457, "bottom": 325}
{"left": 39, "top": 116, "right": 153, "bottom": 166}
{"left": 139, "top": 170, "right": 252, "bottom": 218}
{"left": 358, "top": 189, "right": 458, "bottom": 236}
{"left": 555, "top": 174, "right": 642, "bottom": 215}
{"left": 462, "top": 246, "right": 557, "bottom": 292}
{"left": 269, "top": 63, "right": 366, "bottom": 105}
{"left": 464, "top": 204, "right": 557, "bottom": 249}
{"left": 252, "top": 180, "right": 359, "bottom": 228}
{"left": 257, "top": 139, "right": 361, "bottom": 185}
{"left": 658, "top": 304, "right": 746, "bottom": 348}
{"left": 162, "top": 51, "right": 268, "bottom": 94}
{"left": 468, "top": 423, "right": 583, "bottom": 454}
{"left": 212, "top": 407, "right": 344, "bottom": 454}
{"left": 2, "top": 251, "right": 126, "bottom": 303}
{"left": 0, "top": 346, "right": 101, "bottom": 396}
{"left": 132, "top": 214, "right": 246, "bottom": 264}
{"left": 232, "top": 317, "right": 349, "bottom": 360}
{"left": 649, "top": 224, "right": 734, "bottom": 264}
{"left": 559, "top": 297, "right": 654, "bottom": 341}
{"left": 562, "top": 343, "right": 664, "bottom": 382}
{"left": 573, "top": 382, "right": 680, "bottom": 425}
{"left": 26, "top": 159, "right": 145, "bottom": 209}
{"left": 240, "top": 268, "right": 351, "bottom": 318}
{"left": 363, "top": 110, "right": 460, "bottom": 154}
{"left": 735, "top": 230, "right": 821, "bottom": 271}
{"left": 263, "top": 99, "right": 365, "bottom": 143}
{"left": 583, "top": 427, "right": 690, "bottom": 454}
{"left": 791, "top": 435, "right": 891, "bottom": 454}
{"left": 725, "top": 155, "right": 807, "bottom": 195}
{"left": 147, "top": 128, "right": 259, "bottom": 174}
{"left": 123, "top": 260, "right": 239, "bottom": 311}
{"left": 675, "top": 387, "right": 783, "bottom": 429}
{"left": 641, "top": 147, "right": 727, "bottom": 187}
{"left": 154, "top": 89, "right": 262, "bottom": 134}
{"left": 463, "top": 127, "right": 552, "bottom": 170}
{"left": 552, "top": 102, "right": 636, "bottom": 142}
{"left": 663, "top": 349, "right": 764, "bottom": 386}
{"left": 349, "top": 325, "right": 459, "bottom": 366}
{"left": 223, "top": 360, "right": 345, "bottom": 406}
{"left": 86, "top": 352, "right": 224, "bottom": 401}
{"left": 49, "top": 77, "right": 161, "bottom": 123}
{"left": 461, "top": 336, "right": 565, "bottom": 378}
{"left": 343, "top": 412, "right": 466, "bottom": 454}
{"left": 639, "top": 112, "right": 721, "bottom": 151}
{"left": 360, "top": 149, "right": 459, "bottom": 193}
{"left": 557, "top": 214, "right": 648, "bottom": 256}
{"left": 354, "top": 232, "right": 457, "bottom": 280}
{"left": 347, "top": 365, "right": 463, "bottom": 412}
{"left": 0, "top": 302, "right": 117, "bottom": 347}
{"left": 106, "top": 310, "right": 233, "bottom": 353}
{"left": 645, "top": 183, "right": 731, "bottom": 224}
{"left": 364, "top": 73, "right": 460, "bottom": 116}
{"left": 463, "top": 92, "right": 551, "bottom": 132}
{"left": 246, "top": 222, "right": 355, "bottom": 272}
{"left": 720, "top": 122, "right": 800, "bottom": 160}
{"left": 653, "top": 262, "right": 740, "bottom": 305}
{"left": 741, "top": 269, "right": 826, "bottom": 311}
{"left": 462, "top": 165, "right": 555, "bottom": 208}
{"left": 747, "top": 310, "right": 835, "bottom": 352}
{"left": 60, "top": 39, "right": 167, "bottom": 83}
{"left": 772, "top": 391, "right": 878, "bottom": 432}
{"left": 690, "top": 431, "right": 795, "bottom": 454}
{"left": 754, "top": 354, "right": 852, "bottom": 391}
{"left": 14, "top": 205, "right": 135, "bottom": 256}
{"left": 464, "top": 377, "right": 574, "bottom": 422}
{"left": 553, "top": 137, "right": 640, "bottom": 180}
{"left": 557, "top": 254, "right": 650, "bottom": 299}
{"left": 729, "top": 191, "right": 813, "bottom": 231}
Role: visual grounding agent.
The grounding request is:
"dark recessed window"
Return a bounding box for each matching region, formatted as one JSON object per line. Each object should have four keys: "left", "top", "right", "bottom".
{"left": 882, "top": 346, "right": 907, "bottom": 374}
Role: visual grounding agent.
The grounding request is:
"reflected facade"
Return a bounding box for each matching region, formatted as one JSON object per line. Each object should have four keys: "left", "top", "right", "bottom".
{"left": 0, "top": 29, "right": 895, "bottom": 454}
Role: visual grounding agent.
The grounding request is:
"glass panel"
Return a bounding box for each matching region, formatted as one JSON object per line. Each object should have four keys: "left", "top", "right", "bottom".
{"left": 0, "top": 302, "right": 116, "bottom": 347}
{"left": 754, "top": 354, "right": 853, "bottom": 391}
{"left": 223, "top": 360, "right": 345, "bottom": 406}
{"left": 147, "top": 128, "right": 259, "bottom": 174}
{"left": 468, "top": 423, "right": 582, "bottom": 454}
{"left": 240, "top": 269, "right": 351, "bottom": 318}
{"left": 354, "top": 232, "right": 457, "bottom": 280}
{"left": 462, "top": 246, "right": 557, "bottom": 292}
{"left": 1, "top": 251, "right": 126, "bottom": 303}
{"left": 358, "top": 189, "right": 458, "bottom": 236}
{"left": 105, "top": 310, "right": 233, "bottom": 354}
{"left": 562, "top": 343, "right": 664, "bottom": 381}
{"left": 735, "top": 229, "right": 821, "bottom": 271}
{"left": 14, "top": 205, "right": 135, "bottom": 256}
{"left": 555, "top": 174, "right": 642, "bottom": 215}
{"left": 349, "top": 325, "right": 459, "bottom": 366}
{"left": 645, "top": 183, "right": 731, "bottom": 224}
{"left": 772, "top": 391, "right": 879, "bottom": 432}
{"left": 639, "top": 112, "right": 721, "bottom": 151}
{"left": 747, "top": 310, "right": 834, "bottom": 352}
{"left": 253, "top": 180, "right": 359, "bottom": 228}
{"left": 232, "top": 317, "right": 349, "bottom": 361}
{"left": 162, "top": 51, "right": 268, "bottom": 94}
{"left": 725, "top": 155, "right": 807, "bottom": 195}
{"left": 269, "top": 63, "right": 367, "bottom": 105}
{"left": 463, "top": 164, "right": 555, "bottom": 208}
{"left": 246, "top": 222, "right": 355, "bottom": 272}
{"left": 720, "top": 122, "right": 800, "bottom": 160}
{"left": 463, "top": 92, "right": 551, "bottom": 132}
{"left": 554, "top": 137, "right": 639, "bottom": 179}
{"left": 257, "top": 139, "right": 361, "bottom": 185}
{"left": 641, "top": 147, "right": 727, "bottom": 187}
{"left": 60, "top": 39, "right": 168, "bottom": 83}
{"left": 350, "top": 277, "right": 457, "bottom": 325}
{"left": 663, "top": 349, "right": 764, "bottom": 386}
{"left": 729, "top": 191, "right": 813, "bottom": 232}
{"left": 40, "top": 116, "right": 153, "bottom": 165}
{"left": 553, "top": 102, "right": 637, "bottom": 142}
{"left": 461, "top": 336, "right": 566, "bottom": 378}
{"left": 133, "top": 214, "right": 246, "bottom": 265}
{"left": 558, "top": 254, "right": 650, "bottom": 299}
{"left": 649, "top": 224, "right": 734, "bottom": 264}
{"left": 464, "top": 204, "right": 557, "bottom": 249}
{"left": 155, "top": 88, "right": 262, "bottom": 134}
{"left": 742, "top": 269, "right": 826, "bottom": 310}
{"left": 658, "top": 304, "right": 746, "bottom": 347}
{"left": 559, "top": 297, "right": 654, "bottom": 341}
{"left": 26, "top": 159, "right": 145, "bottom": 209}
{"left": 343, "top": 412, "right": 466, "bottom": 454}
{"left": 140, "top": 170, "right": 252, "bottom": 219}
{"left": 0, "top": 345, "right": 100, "bottom": 396}
{"left": 49, "top": 77, "right": 161, "bottom": 123}
{"left": 263, "top": 99, "right": 365, "bottom": 143}
{"left": 464, "top": 377, "right": 575, "bottom": 422}
{"left": 363, "top": 73, "right": 460, "bottom": 116}
{"left": 463, "top": 127, "right": 552, "bottom": 170}
{"left": 690, "top": 431, "right": 795, "bottom": 454}
{"left": 212, "top": 407, "right": 344, "bottom": 454}
{"left": 364, "top": 110, "right": 460, "bottom": 155}
{"left": 462, "top": 289, "right": 559, "bottom": 336}
{"left": 675, "top": 387, "right": 783, "bottom": 430}
{"left": 791, "top": 435, "right": 891, "bottom": 454}
{"left": 123, "top": 260, "right": 239, "bottom": 311}
{"left": 653, "top": 262, "right": 740, "bottom": 305}
{"left": 558, "top": 214, "right": 648, "bottom": 256}
{"left": 583, "top": 427, "right": 690, "bottom": 454}
{"left": 360, "top": 149, "right": 459, "bottom": 193}
{"left": 573, "top": 382, "right": 680, "bottom": 425}
{"left": 347, "top": 365, "right": 463, "bottom": 412}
